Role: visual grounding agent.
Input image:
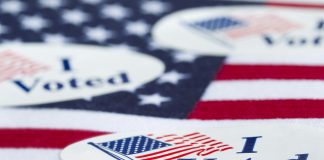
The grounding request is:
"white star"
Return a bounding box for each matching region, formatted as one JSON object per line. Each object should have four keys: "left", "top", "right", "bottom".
{"left": 101, "top": 4, "right": 130, "bottom": 20}
{"left": 0, "top": 1, "right": 25, "bottom": 14}
{"left": 0, "top": 24, "right": 8, "bottom": 35}
{"left": 62, "top": 9, "right": 89, "bottom": 25}
{"left": 125, "top": 21, "right": 150, "bottom": 36}
{"left": 39, "top": 0, "right": 63, "bottom": 8}
{"left": 85, "top": 26, "right": 113, "bottom": 43}
{"left": 82, "top": 0, "right": 102, "bottom": 5}
{"left": 158, "top": 70, "right": 189, "bottom": 84}
{"left": 21, "top": 16, "right": 48, "bottom": 31}
{"left": 139, "top": 93, "right": 170, "bottom": 106}
{"left": 173, "top": 52, "right": 199, "bottom": 63}
{"left": 141, "top": 1, "right": 169, "bottom": 15}
{"left": 43, "top": 33, "right": 70, "bottom": 44}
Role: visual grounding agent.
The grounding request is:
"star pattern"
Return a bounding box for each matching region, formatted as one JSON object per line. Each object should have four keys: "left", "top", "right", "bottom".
{"left": 84, "top": 26, "right": 114, "bottom": 43}
{"left": 173, "top": 52, "right": 199, "bottom": 63}
{"left": 0, "top": 1, "right": 25, "bottom": 14}
{"left": 158, "top": 70, "right": 190, "bottom": 84}
{"left": 125, "top": 21, "right": 150, "bottom": 36}
{"left": 141, "top": 1, "right": 170, "bottom": 15}
{"left": 139, "top": 93, "right": 171, "bottom": 106}
{"left": 81, "top": 0, "right": 102, "bottom": 5}
{"left": 101, "top": 4, "right": 130, "bottom": 20}
{"left": 62, "top": 9, "right": 89, "bottom": 25}
{"left": 39, "top": 0, "right": 63, "bottom": 8}
{"left": 0, "top": 24, "right": 8, "bottom": 35}
{"left": 0, "top": 0, "right": 223, "bottom": 118}
{"left": 21, "top": 15, "right": 48, "bottom": 31}
{"left": 43, "top": 33, "right": 70, "bottom": 44}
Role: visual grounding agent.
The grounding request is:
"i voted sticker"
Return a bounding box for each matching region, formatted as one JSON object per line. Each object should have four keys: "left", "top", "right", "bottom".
{"left": 61, "top": 125, "right": 324, "bottom": 160}
{"left": 0, "top": 44, "right": 164, "bottom": 107}
{"left": 153, "top": 6, "right": 324, "bottom": 55}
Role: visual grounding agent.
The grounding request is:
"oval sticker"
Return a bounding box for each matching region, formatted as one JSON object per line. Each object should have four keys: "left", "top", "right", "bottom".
{"left": 0, "top": 44, "right": 165, "bottom": 107}
{"left": 61, "top": 125, "right": 324, "bottom": 160}
{"left": 153, "top": 6, "right": 324, "bottom": 55}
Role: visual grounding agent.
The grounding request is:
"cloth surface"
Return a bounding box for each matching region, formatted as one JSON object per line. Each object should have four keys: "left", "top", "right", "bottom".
{"left": 0, "top": 0, "right": 324, "bottom": 159}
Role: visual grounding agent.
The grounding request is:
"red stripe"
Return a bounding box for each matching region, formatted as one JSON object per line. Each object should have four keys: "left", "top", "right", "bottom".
{"left": 217, "top": 144, "right": 229, "bottom": 148}
{"left": 189, "top": 100, "right": 324, "bottom": 120}
{"left": 202, "top": 140, "right": 217, "bottom": 144}
{"left": 183, "top": 132, "right": 200, "bottom": 137}
{"left": 175, "top": 140, "right": 190, "bottom": 145}
{"left": 0, "top": 128, "right": 108, "bottom": 148}
{"left": 210, "top": 142, "right": 222, "bottom": 146}
{"left": 221, "top": 147, "right": 234, "bottom": 151}
{"left": 156, "top": 134, "right": 177, "bottom": 139}
{"left": 216, "top": 64, "right": 324, "bottom": 80}
{"left": 266, "top": 2, "right": 324, "bottom": 9}
{"left": 195, "top": 137, "right": 211, "bottom": 142}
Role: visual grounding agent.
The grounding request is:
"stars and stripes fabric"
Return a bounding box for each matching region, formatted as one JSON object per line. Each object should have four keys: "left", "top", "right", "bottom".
{"left": 190, "top": 53, "right": 324, "bottom": 120}
{"left": 1, "top": 0, "right": 324, "bottom": 160}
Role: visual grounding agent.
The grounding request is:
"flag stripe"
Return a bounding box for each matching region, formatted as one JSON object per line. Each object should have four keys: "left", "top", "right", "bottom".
{"left": 0, "top": 128, "right": 108, "bottom": 148}
{"left": 0, "top": 149, "right": 60, "bottom": 160}
{"left": 3, "top": 108, "right": 324, "bottom": 131}
{"left": 266, "top": 1, "right": 324, "bottom": 8}
{"left": 202, "top": 80, "right": 324, "bottom": 101}
{"left": 216, "top": 64, "right": 324, "bottom": 80}
{"left": 136, "top": 144, "right": 192, "bottom": 158}
{"left": 226, "top": 53, "right": 324, "bottom": 66}
{"left": 190, "top": 100, "right": 324, "bottom": 120}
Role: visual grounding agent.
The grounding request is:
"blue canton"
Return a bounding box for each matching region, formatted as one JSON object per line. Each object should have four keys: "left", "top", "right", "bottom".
{"left": 191, "top": 17, "right": 244, "bottom": 31}
{"left": 91, "top": 136, "right": 170, "bottom": 155}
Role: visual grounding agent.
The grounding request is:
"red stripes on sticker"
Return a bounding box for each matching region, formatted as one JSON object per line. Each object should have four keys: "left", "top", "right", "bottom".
{"left": 189, "top": 100, "right": 324, "bottom": 120}
{"left": 0, "top": 129, "right": 109, "bottom": 148}
{"left": 216, "top": 64, "right": 324, "bottom": 80}
{"left": 266, "top": 2, "right": 324, "bottom": 9}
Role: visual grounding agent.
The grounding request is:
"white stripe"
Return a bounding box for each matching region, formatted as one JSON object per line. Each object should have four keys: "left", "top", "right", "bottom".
{"left": 202, "top": 80, "right": 324, "bottom": 100}
{"left": 0, "top": 148, "right": 60, "bottom": 160}
{"left": 1, "top": 108, "right": 324, "bottom": 131}
{"left": 137, "top": 145, "right": 199, "bottom": 159}
{"left": 226, "top": 53, "right": 324, "bottom": 66}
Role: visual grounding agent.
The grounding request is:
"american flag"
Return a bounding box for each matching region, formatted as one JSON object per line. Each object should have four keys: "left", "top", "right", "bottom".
{"left": 188, "top": 15, "right": 300, "bottom": 39}
{"left": 89, "top": 132, "right": 232, "bottom": 160}
{"left": 0, "top": 0, "right": 324, "bottom": 160}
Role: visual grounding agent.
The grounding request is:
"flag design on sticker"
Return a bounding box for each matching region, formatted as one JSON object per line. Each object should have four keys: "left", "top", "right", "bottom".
{"left": 0, "top": 51, "right": 49, "bottom": 82}
{"left": 188, "top": 15, "right": 300, "bottom": 39}
{"left": 89, "top": 132, "right": 233, "bottom": 160}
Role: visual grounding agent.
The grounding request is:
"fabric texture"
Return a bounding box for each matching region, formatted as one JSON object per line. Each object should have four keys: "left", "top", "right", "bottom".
{"left": 0, "top": 0, "right": 324, "bottom": 159}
